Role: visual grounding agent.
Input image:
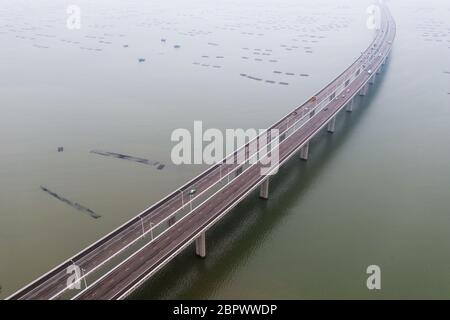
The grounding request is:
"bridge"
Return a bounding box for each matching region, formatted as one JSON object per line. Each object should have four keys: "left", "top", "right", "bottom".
{"left": 7, "top": 4, "right": 396, "bottom": 300}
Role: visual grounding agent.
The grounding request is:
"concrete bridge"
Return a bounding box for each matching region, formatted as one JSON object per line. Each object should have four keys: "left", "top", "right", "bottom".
{"left": 7, "top": 4, "right": 396, "bottom": 300}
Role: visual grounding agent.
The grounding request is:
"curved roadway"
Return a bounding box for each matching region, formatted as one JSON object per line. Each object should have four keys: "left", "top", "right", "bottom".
{"left": 8, "top": 3, "right": 396, "bottom": 300}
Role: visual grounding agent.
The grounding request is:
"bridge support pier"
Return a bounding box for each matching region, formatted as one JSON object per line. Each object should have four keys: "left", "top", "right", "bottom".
{"left": 376, "top": 66, "right": 382, "bottom": 75}
{"left": 327, "top": 116, "right": 336, "bottom": 133}
{"left": 369, "top": 74, "right": 376, "bottom": 85}
{"left": 346, "top": 99, "right": 354, "bottom": 112}
{"left": 259, "top": 178, "right": 270, "bottom": 200}
{"left": 195, "top": 232, "right": 206, "bottom": 258}
{"left": 300, "top": 142, "right": 309, "bottom": 161}
{"left": 359, "top": 84, "right": 368, "bottom": 96}
{"left": 358, "top": 86, "right": 364, "bottom": 96}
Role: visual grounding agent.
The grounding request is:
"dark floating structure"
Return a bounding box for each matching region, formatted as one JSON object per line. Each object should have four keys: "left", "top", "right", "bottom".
{"left": 138, "top": 58, "right": 146, "bottom": 62}
{"left": 57, "top": 147, "right": 64, "bottom": 152}
{"left": 40, "top": 186, "right": 100, "bottom": 219}
{"left": 247, "top": 76, "right": 262, "bottom": 81}
{"left": 90, "top": 150, "right": 165, "bottom": 170}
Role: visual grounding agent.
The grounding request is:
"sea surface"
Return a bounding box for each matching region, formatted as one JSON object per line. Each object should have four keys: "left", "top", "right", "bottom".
{"left": 0, "top": 0, "right": 449, "bottom": 299}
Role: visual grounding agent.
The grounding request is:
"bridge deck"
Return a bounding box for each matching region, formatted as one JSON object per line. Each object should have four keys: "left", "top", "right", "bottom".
{"left": 8, "top": 4, "right": 396, "bottom": 300}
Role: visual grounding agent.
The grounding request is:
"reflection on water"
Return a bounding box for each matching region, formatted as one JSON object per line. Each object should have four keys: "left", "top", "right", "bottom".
{"left": 1, "top": 0, "right": 450, "bottom": 299}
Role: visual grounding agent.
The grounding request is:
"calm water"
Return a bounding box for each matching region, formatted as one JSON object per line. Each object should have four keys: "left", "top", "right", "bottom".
{"left": 1, "top": 0, "right": 450, "bottom": 299}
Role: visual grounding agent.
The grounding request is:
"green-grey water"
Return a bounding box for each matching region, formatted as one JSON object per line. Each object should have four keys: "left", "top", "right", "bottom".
{"left": 1, "top": 0, "right": 450, "bottom": 299}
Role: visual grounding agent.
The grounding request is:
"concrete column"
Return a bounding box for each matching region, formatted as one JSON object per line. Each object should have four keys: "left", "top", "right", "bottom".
{"left": 359, "top": 84, "right": 368, "bottom": 96}
{"left": 300, "top": 142, "right": 309, "bottom": 161}
{"left": 195, "top": 232, "right": 206, "bottom": 258}
{"left": 259, "top": 178, "right": 269, "bottom": 200}
{"left": 346, "top": 99, "right": 354, "bottom": 112}
{"left": 376, "top": 66, "right": 382, "bottom": 75}
{"left": 369, "top": 74, "right": 376, "bottom": 85}
{"left": 358, "top": 86, "right": 364, "bottom": 96}
{"left": 327, "top": 116, "right": 336, "bottom": 133}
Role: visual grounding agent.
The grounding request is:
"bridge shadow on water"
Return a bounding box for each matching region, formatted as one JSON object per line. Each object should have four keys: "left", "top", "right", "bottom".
{"left": 129, "top": 68, "right": 389, "bottom": 299}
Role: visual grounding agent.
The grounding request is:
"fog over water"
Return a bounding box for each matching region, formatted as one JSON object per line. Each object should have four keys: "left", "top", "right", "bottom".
{"left": 0, "top": 0, "right": 449, "bottom": 299}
